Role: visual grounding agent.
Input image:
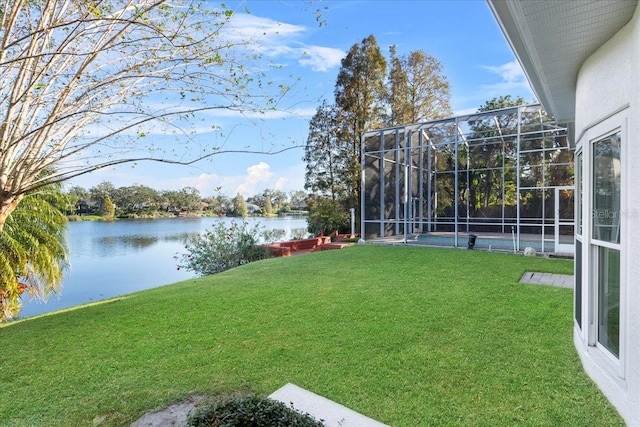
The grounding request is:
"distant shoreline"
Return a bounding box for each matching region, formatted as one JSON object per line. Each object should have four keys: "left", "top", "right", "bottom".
{"left": 66, "top": 212, "right": 308, "bottom": 222}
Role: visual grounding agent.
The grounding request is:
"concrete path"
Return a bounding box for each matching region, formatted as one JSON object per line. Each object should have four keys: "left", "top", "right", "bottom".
{"left": 269, "top": 383, "right": 389, "bottom": 427}
{"left": 131, "top": 384, "right": 390, "bottom": 427}
{"left": 520, "top": 272, "right": 573, "bottom": 288}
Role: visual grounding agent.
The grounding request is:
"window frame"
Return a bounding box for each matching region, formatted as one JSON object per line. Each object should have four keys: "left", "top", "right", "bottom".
{"left": 575, "top": 149, "right": 583, "bottom": 330}
{"left": 573, "top": 109, "right": 628, "bottom": 382}
{"left": 583, "top": 111, "right": 627, "bottom": 376}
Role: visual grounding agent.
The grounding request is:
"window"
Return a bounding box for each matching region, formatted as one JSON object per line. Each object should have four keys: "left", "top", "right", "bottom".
{"left": 596, "top": 246, "right": 620, "bottom": 357}
{"left": 593, "top": 133, "right": 621, "bottom": 244}
{"left": 591, "top": 131, "right": 621, "bottom": 359}
{"left": 575, "top": 240, "right": 582, "bottom": 328}
{"left": 577, "top": 152, "right": 583, "bottom": 236}
{"left": 575, "top": 151, "right": 583, "bottom": 328}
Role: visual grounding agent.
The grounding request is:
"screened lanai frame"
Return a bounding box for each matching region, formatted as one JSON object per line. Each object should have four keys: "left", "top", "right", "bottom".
{"left": 361, "top": 103, "right": 574, "bottom": 253}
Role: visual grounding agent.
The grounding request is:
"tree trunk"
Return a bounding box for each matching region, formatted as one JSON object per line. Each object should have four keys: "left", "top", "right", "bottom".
{"left": 0, "top": 194, "right": 22, "bottom": 232}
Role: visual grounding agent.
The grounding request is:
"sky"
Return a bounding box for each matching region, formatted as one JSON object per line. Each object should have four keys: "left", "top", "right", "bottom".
{"left": 68, "top": 0, "right": 535, "bottom": 198}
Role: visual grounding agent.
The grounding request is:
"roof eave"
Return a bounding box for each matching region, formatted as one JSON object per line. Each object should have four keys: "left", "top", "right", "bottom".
{"left": 487, "top": 0, "right": 571, "bottom": 123}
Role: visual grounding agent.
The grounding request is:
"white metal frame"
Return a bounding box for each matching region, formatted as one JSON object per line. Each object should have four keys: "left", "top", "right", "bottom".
{"left": 360, "top": 103, "right": 573, "bottom": 254}
{"left": 555, "top": 186, "right": 575, "bottom": 254}
{"left": 578, "top": 109, "right": 627, "bottom": 379}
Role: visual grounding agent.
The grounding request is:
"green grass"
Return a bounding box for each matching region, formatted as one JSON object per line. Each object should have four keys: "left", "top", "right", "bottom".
{"left": 0, "top": 245, "right": 622, "bottom": 426}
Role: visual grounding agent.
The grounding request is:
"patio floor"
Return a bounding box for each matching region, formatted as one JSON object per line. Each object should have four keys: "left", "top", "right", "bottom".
{"left": 365, "top": 231, "right": 574, "bottom": 255}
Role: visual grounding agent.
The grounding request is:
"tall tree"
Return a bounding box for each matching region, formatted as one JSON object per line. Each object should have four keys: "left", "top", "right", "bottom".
{"left": 386, "top": 46, "right": 452, "bottom": 126}
{"left": 67, "top": 186, "right": 89, "bottom": 201}
{"left": 386, "top": 45, "right": 410, "bottom": 126}
{"left": 179, "top": 187, "right": 202, "bottom": 213}
{"left": 264, "top": 195, "right": 274, "bottom": 216}
{"left": 112, "top": 184, "right": 158, "bottom": 215}
{"left": 0, "top": 0, "right": 309, "bottom": 231}
{"left": 304, "top": 101, "right": 346, "bottom": 201}
{"left": 334, "top": 35, "right": 387, "bottom": 210}
{"left": 269, "top": 190, "right": 287, "bottom": 212}
{"left": 89, "top": 182, "right": 116, "bottom": 206}
{"left": 216, "top": 194, "right": 233, "bottom": 216}
{"left": 100, "top": 195, "right": 116, "bottom": 219}
{"left": 232, "top": 193, "right": 248, "bottom": 218}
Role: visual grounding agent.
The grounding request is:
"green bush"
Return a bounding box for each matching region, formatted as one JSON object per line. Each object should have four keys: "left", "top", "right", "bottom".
{"left": 189, "top": 393, "right": 324, "bottom": 427}
{"left": 306, "top": 198, "right": 349, "bottom": 235}
{"left": 176, "top": 220, "right": 272, "bottom": 276}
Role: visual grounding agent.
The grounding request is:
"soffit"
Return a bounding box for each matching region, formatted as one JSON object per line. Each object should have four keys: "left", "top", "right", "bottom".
{"left": 488, "top": 0, "right": 637, "bottom": 123}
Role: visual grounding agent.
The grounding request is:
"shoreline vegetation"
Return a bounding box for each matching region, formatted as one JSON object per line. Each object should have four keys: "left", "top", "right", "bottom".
{"left": 66, "top": 211, "right": 309, "bottom": 222}
{"left": 64, "top": 183, "right": 310, "bottom": 222}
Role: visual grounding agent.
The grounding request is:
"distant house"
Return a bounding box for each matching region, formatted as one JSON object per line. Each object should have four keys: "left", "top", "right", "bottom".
{"left": 488, "top": 0, "right": 639, "bottom": 423}
{"left": 76, "top": 198, "right": 99, "bottom": 215}
{"left": 290, "top": 200, "right": 308, "bottom": 211}
{"left": 246, "top": 203, "right": 261, "bottom": 214}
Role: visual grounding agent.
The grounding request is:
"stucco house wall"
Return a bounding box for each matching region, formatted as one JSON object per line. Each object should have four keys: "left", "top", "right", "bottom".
{"left": 574, "top": 5, "right": 640, "bottom": 425}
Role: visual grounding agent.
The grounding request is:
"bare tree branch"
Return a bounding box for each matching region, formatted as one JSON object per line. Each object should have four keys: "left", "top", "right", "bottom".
{"left": 0, "top": 0, "right": 303, "bottom": 227}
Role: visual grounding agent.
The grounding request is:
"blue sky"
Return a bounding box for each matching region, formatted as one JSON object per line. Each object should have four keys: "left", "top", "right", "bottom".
{"left": 69, "top": 0, "right": 534, "bottom": 198}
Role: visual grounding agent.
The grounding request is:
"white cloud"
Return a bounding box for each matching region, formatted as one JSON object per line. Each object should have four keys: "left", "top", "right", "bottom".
{"left": 273, "top": 176, "right": 289, "bottom": 191}
{"left": 221, "top": 13, "right": 344, "bottom": 73}
{"left": 178, "top": 172, "right": 222, "bottom": 196}
{"left": 298, "top": 45, "right": 345, "bottom": 72}
{"left": 271, "top": 162, "right": 306, "bottom": 193}
{"left": 223, "top": 13, "right": 306, "bottom": 45}
{"left": 483, "top": 61, "right": 525, "bottom": 84}
{"left": 235, "top": 162, "right": 274, "bottom": 196}
{"left": 171, "top": 161, "right": 306, "bottom": 198}
{"left": 450, "top": 61, "right": 535, "bottom": 113}
{"left": 480, "top": 60, "right": 533, "bottom": 95}
{"left": 230, "top": 161, "right": 306, "bottom": 197}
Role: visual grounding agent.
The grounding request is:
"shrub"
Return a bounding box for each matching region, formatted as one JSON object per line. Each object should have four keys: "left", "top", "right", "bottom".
{"left": 189, "top": 393, "right": 324, "bottom": 427}
{"left": 306, "top": 198, "right": 349, "bottom": 235}
{"left": 176, "top": 220, "right": 272, "bottom": 276}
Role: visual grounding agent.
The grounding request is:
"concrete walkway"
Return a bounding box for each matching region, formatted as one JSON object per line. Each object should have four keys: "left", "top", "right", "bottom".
{"left": 520, "top": 272, "right": 573, "bottom": 288}
{"left": 269, "top": 383, "right": 389, "bottom": 427}
{"left": 130, "top": 385, "right": 390, "bottom": 427}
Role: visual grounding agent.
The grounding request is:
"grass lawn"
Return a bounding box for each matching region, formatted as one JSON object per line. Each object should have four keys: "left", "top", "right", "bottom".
{"left": 0, "top": 245, "right": 622, "bottom": 426}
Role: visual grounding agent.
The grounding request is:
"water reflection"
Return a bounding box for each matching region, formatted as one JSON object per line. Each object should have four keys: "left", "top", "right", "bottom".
{"left": 19, "top": 216, "right": 308, "bottom": 318}
{"left": 95, "top": 232, "right": 199, "bottom": 253}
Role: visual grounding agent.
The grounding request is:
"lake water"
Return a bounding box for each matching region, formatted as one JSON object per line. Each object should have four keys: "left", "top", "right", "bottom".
{"left": 19, "top": 216, "right": 308, "bottom": 319}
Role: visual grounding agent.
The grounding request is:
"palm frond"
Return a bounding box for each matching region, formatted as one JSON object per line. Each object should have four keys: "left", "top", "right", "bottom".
{"left": 0, "top": 181, "right": 69, "bottom": 321}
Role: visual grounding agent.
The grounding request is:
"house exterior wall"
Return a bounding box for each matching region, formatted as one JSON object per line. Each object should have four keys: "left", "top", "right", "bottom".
{"left": 574, "top": 6, "right": 640, "bottom": 425}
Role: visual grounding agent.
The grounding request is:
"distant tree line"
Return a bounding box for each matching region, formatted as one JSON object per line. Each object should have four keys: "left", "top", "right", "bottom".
{"left": 65, "top": 182, "right": 309, "bottom": 219}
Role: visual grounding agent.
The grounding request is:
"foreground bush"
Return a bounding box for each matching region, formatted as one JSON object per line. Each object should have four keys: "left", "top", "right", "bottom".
{"left": 189, "top": 393, "right": 324, "bottom": 427}
{"left": 306, "top": 197, "right": 350, "bottom": 235}
{"left": 176, "top": 220, "right": 273, "bottom": 276}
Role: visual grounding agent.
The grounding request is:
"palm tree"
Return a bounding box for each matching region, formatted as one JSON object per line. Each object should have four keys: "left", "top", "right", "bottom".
{"left": 0, "top": 182, "right": 69, "bottom": 321}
